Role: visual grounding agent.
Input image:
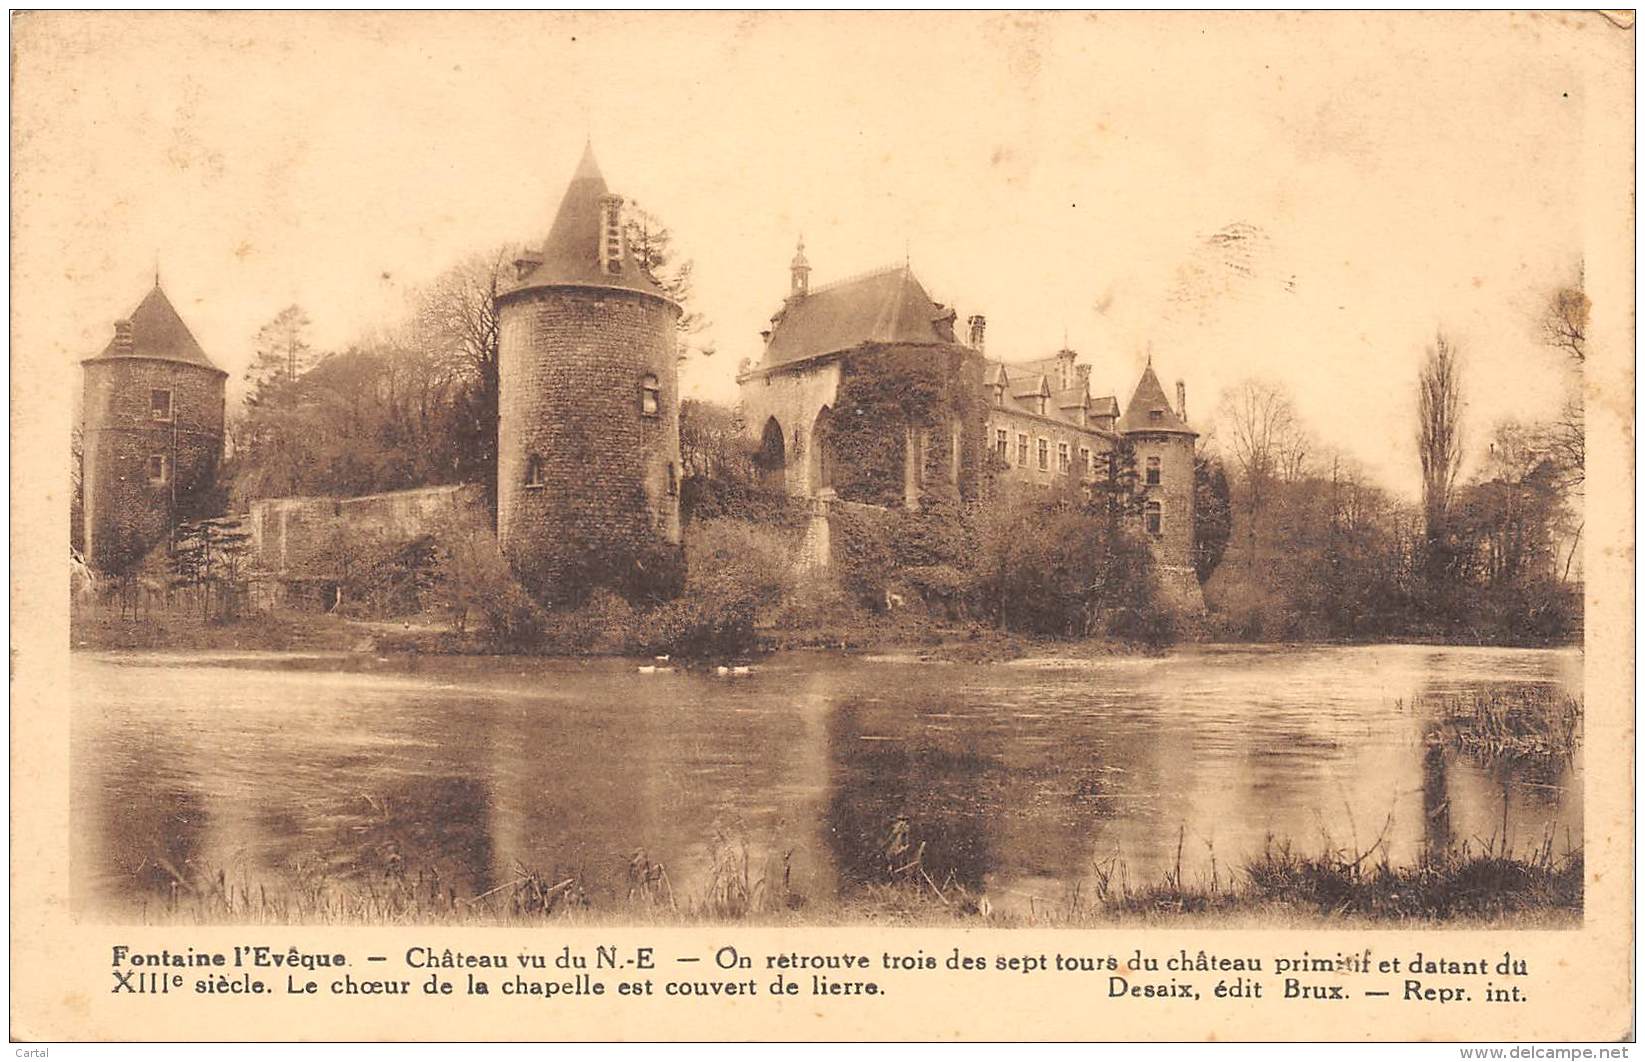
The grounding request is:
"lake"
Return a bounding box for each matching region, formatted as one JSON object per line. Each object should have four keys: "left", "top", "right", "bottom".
{"left": 70, "top": 643, "right": 1582, "bottom": 921}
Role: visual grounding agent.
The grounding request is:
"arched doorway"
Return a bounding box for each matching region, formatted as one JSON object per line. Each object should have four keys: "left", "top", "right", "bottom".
{"left": 809, "top": 405, "right": 835, "bottom": 495}
{"left": 755, "top": 416, "right": 787, "bottom": 493}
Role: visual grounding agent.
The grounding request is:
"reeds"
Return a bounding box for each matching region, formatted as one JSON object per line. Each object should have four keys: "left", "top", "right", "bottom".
{"left": 1424, "top": 686, "right": 1583, "bottom": 759}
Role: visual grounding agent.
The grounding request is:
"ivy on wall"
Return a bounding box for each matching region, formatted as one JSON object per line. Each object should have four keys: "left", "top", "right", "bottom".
{"left": 827, "top": 345, "right": 985, "bottom": 508}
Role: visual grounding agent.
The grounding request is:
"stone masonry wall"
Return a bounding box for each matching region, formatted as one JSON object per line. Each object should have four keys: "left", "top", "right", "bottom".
{"left": 496, "top": 286, "right": 682, "bottom": 601}
{"left": 1129, "top": 431, "right": 1203, "bottom": 613}
{"left": 81, "top": 358, "right": 225, "bottom": 572}
{"left": 248, "top": 483, "right": 487, "bottom": 578}
{"left": 736, "top": 358, "right": 842, "bottom": 498}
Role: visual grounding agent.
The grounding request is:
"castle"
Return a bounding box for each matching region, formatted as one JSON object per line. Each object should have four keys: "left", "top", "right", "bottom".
{"left": 736, "top": 244, "right": 1203, "bottom": 611}
{"left": 80, "top": 146, "right": 1200, "bottom": 615}
{"left": 79, "top": 282, "right": 226, "bottom": 574}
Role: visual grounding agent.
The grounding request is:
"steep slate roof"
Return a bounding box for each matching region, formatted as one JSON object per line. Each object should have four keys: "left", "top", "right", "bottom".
{"left": 506, "top": 142, "right": 671, "bottom": 301}
{"left": 1118, "top": 364, "right": 1194, "bottom": 435}
{"left": 760, "top": 264, "right": 958, "bottom": 369}
{"left": 91, "top": 283, "right": 223, "bottom": 373}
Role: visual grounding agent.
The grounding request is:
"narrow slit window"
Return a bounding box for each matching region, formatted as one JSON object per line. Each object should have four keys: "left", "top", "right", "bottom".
{"left": 1145, "top": 500, "right": 1162, "bottom": 536}
{"left": 147, "top": 454, "right": 170, "bottom": 484}
{"left": 525, "top": 454, "right": 546, "bottom": 488}
{"left": 667, "top": 463, "right": 679, "bottom": 497}
{"left": 150, "top": 389, "right": 173, "bottom": 422}
{"left": 640, "top": 374, "right": 661, "bottom": 416}
{"left": 1146, "top": 456, "right": 1161, "bottom": 485}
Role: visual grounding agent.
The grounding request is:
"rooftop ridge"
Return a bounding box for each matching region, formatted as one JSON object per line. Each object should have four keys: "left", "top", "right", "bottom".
{"left": 802, "top": 262, "right": 911, "bottom": 298}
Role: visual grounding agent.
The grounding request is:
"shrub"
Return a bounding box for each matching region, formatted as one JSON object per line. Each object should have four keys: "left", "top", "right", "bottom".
{"left": 430, "top": 523, "right": 544, "bottom": 649}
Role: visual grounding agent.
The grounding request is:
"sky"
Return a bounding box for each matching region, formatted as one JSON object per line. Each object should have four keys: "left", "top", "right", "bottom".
{"left": 16, "top": 11, "right": 1620, "bottom": 496}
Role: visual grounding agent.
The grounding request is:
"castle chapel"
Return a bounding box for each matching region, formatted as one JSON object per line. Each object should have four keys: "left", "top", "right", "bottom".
{"left": 736, "top": 244, "right": 1203, "bottom": 611}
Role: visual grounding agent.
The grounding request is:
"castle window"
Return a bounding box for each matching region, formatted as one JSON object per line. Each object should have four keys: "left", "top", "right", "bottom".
{"left": 667, "top": 463, "right": 678, "bottom": 497}
{"left": 994, "top": 428, "right": 1008, "bottom": 460}
{"left": 1145, "top": 501, "right": 1162, "bottom": 536}
{"left": 146, "top": 454, "right": 170, "bottom": 485}
{"left": 1016, "top": 433, "right": 1028, "bottom": 467}
{"left": 1080, "top": 447, "right": 1092, "bottom": 476}
{"left": 524, "top": 455, "right": 546, "bottom": 489}
{"left": 1057, "top": 442, "right": 1070, "bottom": 474}
{"left": 640, "top": 374, "right": 660, "bottom": 416}
{"left": 150, "top": 389, "right": 173, "bottom": 422}
{"left": 1146, "top": 456, "right": 1161, "bottom": 485}
{"left": 1037, "top": 438, "right": 1049, "bottom": 471}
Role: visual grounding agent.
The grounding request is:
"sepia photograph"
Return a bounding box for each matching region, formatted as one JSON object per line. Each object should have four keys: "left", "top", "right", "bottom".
{"left": 11, "top": 8, "right": 1634, "bottom": 1043}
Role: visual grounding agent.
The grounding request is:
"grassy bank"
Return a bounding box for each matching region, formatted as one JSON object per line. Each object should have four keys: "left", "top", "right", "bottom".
{"left": 117, "top": 829, "right": 1581, "bottom": 928}
{"left": 72, "top": 605, "right": 370, "bottom": 653}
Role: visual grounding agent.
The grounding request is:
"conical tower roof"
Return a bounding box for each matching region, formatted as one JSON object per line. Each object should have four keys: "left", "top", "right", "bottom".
{"left": 508, "top": 142, "right": 671, "bottom": 302}
{"left": 1118, "top": 363, "right": 1194, "bottom": 435}
{"left": 88, "top": 282, "right": 225, "bottom": 374}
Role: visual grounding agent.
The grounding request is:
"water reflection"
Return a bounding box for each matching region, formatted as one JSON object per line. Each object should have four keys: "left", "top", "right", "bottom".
{"left": 71, "top": 645, "right": 1582, "bottom": 921}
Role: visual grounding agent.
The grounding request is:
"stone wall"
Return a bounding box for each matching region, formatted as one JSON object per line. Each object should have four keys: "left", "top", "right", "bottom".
{"left": 248, "top": 483, "right": 487, "bottom": 578}
{"left": 736, "top": 357, "right": 843, "bottom": 498}
{"left": 81, "top": 358, "right": 225, "bottom": 572}
{"left": 496, "top": 285, "right": 682, "bottom": 602}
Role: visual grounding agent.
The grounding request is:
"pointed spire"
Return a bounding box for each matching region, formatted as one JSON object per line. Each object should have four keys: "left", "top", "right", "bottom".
{"left": 572, "top": 138, "right": 604, "bottom": 185}
{"left": 790, "top": 235, "right": 811, "bottom": 297}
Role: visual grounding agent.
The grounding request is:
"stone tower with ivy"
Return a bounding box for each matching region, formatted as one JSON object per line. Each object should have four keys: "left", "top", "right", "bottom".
{"left": 495, "top": 143, "right": 683, "bottom": 603}
{"left": 1118, "top": 363, "right": 1203, "bottom": 612}
{"left": 80, "top": 281, "right": 227, "bottom": 574}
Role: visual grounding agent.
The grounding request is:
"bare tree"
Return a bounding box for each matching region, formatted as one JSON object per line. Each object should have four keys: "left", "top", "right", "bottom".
{"left": 1542, "top": 274, "right": 1588, "bottom": 365}
{"left": 410, "top": 246, "right": 512, "bottom": 524}
{"left": 1417, "top": 332, "right": 1464, "bottom": 580}
{"left": 1217, "top": 379, "right": 1309, "bottom": 567}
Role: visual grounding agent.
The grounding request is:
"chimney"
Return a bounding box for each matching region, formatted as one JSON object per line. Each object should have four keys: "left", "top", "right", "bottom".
{"left": 598, "top": 193, "right": 625, "bottom": 276}
{"left": 113, "top": 318, "right": 133, "bottom": 355}
{"left": 1176, "top": 380, "right": 1187, "bottom": 422}
{"left": 1056, "top": 347, "right": 1076, "bottom": 389}
{"left": 967, "top": 314, "right": 986, "bottom": 353}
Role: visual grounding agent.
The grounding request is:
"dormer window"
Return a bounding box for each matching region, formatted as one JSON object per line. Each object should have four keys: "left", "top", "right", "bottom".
{"left": 525, "top": 455, "right": 546, "bottom": 489}
{"left": 150, "top": 389, "right": 173, "bottom": 422}
{"left": 640, "top": 374, "right": 661, "bottom": 416}
{"left": 1037, "top": 395, "right": 1048, "bottom": 416}
{"left": 994, "top": 382, "right": 1005, "bottom": 406}
{"left": 1150, "top": 409, "right": 1163, "bottom": 423}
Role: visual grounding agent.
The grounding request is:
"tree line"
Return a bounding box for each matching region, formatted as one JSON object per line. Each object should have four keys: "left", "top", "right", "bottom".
{"left": 1200, "top": 278, "right": 1585, "bottom": 644}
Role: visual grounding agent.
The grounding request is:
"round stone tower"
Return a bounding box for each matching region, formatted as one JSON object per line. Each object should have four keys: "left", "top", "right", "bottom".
{"left": 80, "top": 282, "right": 227, "bottom": 573}
{"left": 496, "top": 144, "right": 683, "bottom": 604}
{"left": 1119, "top": 362, "right": 1203, "bottom": 614}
